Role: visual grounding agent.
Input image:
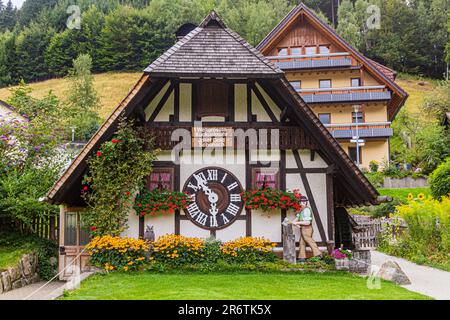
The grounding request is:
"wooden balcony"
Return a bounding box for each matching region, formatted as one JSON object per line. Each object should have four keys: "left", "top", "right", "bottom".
{"left": 323, "top": 122, "right": 393, "bottom": 139}
{"left": 266, "top": 52, "right": 357, "bottom": 70}
{"left": 298, "top": 85, "right": 391, "bottom": 104}
{"left": 145, "top": 124, "right": 318, "bottom": 150}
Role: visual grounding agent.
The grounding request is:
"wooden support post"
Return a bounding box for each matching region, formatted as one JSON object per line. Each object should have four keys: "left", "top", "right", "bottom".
{"left": 282, "top": 221, "right": 296, "bottom": 264}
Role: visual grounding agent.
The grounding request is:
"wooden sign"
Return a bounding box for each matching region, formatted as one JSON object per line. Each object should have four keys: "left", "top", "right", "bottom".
{"left": 192, "top": 127, "right": 234, "bottom": 147}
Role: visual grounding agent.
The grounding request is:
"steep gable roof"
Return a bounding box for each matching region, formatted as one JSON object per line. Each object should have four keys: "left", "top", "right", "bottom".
{"left": 256, "top": 3, "right": 408, "bottom": 120}
{"left": 144, "top": 11, "right": 283, "bottom": 78}
{"left": 45, "top": 11, "right": 379, "bottom": 207}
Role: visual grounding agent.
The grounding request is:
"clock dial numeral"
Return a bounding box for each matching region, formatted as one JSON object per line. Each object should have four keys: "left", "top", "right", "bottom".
{"left": 220, "top": 172, "right": 228, "bottom": 183}
{"left": 187, "top": 203, "right": 202, "bottom": 219}
{"left": 195, "top": 212, "right": 208, "bottom": 226}
{"left": 210, "top": 215, "right": 218, "bottom": 228}
{"left": 227, "top": 181, "right": 238, "bottom": 191}
{"left": 187, "top": 182, "right": 199, "bottom": 192}
{"left": 221, "top": 214, "right": 230, "bottom": 224}
{"left": 226, "top": 203, "right": 240, "bottom": 216}
{"left": 207, "top": 169, "right": 218, "bottom": 181}
{"left": 230, "top": 194, "right": 241, "bottom": 202}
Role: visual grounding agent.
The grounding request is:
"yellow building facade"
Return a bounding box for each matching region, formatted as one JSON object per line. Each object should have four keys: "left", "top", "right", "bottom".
{"left": 257, "top": 4, "right": 408, "bottom": 170}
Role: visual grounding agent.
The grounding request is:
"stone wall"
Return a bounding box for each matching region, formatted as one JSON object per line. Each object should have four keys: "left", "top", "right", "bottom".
{"left": 383, "top": 177, "right": 428, "bottom": 189}
{"left": 0, "top": 253, "right": 40, "bottom": 294}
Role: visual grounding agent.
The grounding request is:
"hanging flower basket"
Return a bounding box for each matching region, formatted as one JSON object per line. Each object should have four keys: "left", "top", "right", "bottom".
{"left": 134, "top": 189, "right": 192, "bottom": 217}
{"left": 241, "top": 188, "right": 303, "bottom": 214}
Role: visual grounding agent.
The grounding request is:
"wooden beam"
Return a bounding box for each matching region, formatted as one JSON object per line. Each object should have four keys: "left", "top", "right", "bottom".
{"left": 148, "top": 82, "right": 175, "bottom": 123}
{"left": 292, "top": 150, "right": 327, "bottom": 243}
{"left": 251, "top": 83, "right": 278, "bottom": 123}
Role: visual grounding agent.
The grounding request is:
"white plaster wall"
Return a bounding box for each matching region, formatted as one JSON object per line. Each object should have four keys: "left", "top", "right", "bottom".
{"left": 144, "top": 82, "right": 173, "bottom": 121}
{"left": 121, "top": 209, "right": 140, "bottom": 239}
{"left": 286, "top": 149, "right": 328, "bottom": 169}
{"left": 179, "top": 83, "right": 191, "bottom": 122}
{"left": 216, "top": 220, "right": 246, "bottom": 242}
{"left": 145, "top": 214, "right": 175, "bottom": 239}
{"left": 234, "top": 84, "right": 247, "bottom": 121}
{"left": 255, "top": 84, "right": 280, "bottom": 121}
{"left": 251, "top": 211, "right": 282, "bottom": 242}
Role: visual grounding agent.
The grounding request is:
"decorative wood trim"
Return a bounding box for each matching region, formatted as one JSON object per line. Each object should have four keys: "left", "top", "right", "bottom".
{"left": 292, "top": 150, "right": 327, "bottom": 243}
{"left": 280, "top": 150, "right": 287, "bottom": 231}
{"left": 191, "top": 82, "right": 198, "bottom": 121}
{"left": 285, "top": 168, "right": 328, "bottom": 174}
{"left": 175, "top": 162, "right": 180, "bottom": 235}
{"left": 173, "top": 80, "right": 180, "bottom": 122}
{"left": 310, "top": 150, "right": 315, "bottom": 162}
{"left": 247, "top": 83, "right": 252, "bottom": 122}
{"left": 139, "top": 216, "right": 144, "bottom": 239}
{"left": 148, "top": 82, "right": 175, "bottom": 123}
{"left": 326, "top": 172, "right": 334, "bottom": 241}
{"left": 251, "top": 83, "right": 278, "bottom": 123}
{"left": 245, "top": 148, "right": 252, "bottom": 236}
{"left": 228, "top": 83, "right": 235, "bottom": 122}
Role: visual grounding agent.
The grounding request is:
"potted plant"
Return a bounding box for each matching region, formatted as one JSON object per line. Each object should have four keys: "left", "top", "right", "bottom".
{"left": 331, "top": 245, "right": 353, "bottom": 271}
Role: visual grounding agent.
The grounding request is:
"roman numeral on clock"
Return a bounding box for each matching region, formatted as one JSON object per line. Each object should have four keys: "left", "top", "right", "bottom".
{"left": 221, "top": 214, "right": 230, "bottom": 224}
{"left": 220, "top": 172, "right": 228, "bottom": 183}
{"left": 230, "top": 194, "right": 241, "bottom": 202}
{"left": 195, "top": 212, "right": 208, "bottom": 226}
{"left": 227, "top": 181, "right": 238, "bottom": 191}
{"left": 187, "top": 203, "right": 202, "bottom": 219}
{"left": 226, "top": 203, "right": 240, "bottom": 216}
{"left": 187, "top": 182, "right": 199, "bottom": 192}
{"left": 210, "top": 215, "right": 218, "bottom": 228}
{"left": 207, "top": 169, "right": 218, "bottom": 181}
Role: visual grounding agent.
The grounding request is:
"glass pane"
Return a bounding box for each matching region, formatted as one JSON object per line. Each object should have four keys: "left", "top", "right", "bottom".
{"left": 64, "top": 212, "right": 77, "bottom": 246}
{"left": 352, "top": 112, "right": 363, "bottom": 123}
{"left": 319, "top": 46, "right": 330, "bottom": 54}
{"left": 255, "top": 172, "right": 277, "bottom": 189}
{"left": 278, "top": 48, "right": 288, "bottom": 56}
{"left": 149, "top": 171, "right": 173, "bottom": 191}
{"left": 291, "top": 47, "right": 301, "bottom": 55}
{"left": 305, "top": 46, "right": 316, "bottom": 55}
{"left": 351, "top": 78, "right": 361, "bottom": 87}
{"left": 319, "top": 80, "right": 331, "bottom": 88}
{"left": 290, "top": 81, "right": 301, "bottom": 91}
{"left": 319, "top": 114, "right": 331, "bottom": 124}
{"left": 79, "top": 214, "right": 90, "bottom": 246}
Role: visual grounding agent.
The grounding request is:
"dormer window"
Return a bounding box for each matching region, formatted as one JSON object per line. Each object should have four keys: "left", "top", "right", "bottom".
{"left": 278, "top": 48, "right": 288, "bottom": 56}
{"left": 305, "top": 46, "right": 316, "bottom": 55}
{"left": 319, "top": 45, "right": 330, "bottom": 54}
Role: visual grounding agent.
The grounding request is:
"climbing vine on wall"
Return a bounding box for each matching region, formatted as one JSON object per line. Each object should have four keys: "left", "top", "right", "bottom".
{"left": 82, "top": 116, "right": 158, "bottom": 235}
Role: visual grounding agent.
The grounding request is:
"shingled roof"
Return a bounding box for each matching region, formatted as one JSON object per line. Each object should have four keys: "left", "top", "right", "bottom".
{"left": 144, "top": 11, "right": 283, "bottom": 78}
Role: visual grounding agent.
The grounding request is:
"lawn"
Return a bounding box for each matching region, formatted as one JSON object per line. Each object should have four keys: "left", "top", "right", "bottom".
{"left": 62, "top": 271, "right": 430, "bottom": 300}
{"left": 0, "top": 246, "right": 33, "bottom": 271}
{"left": 377, "top": 187, "right": 431, "bottom": 202}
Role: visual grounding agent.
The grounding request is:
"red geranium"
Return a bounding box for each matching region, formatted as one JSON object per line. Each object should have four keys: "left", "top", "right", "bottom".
{"left": 97, "top": 151, "right": 102, "bottom": 157}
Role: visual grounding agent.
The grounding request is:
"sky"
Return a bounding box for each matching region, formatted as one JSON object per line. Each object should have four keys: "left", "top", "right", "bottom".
{"left": 11, "top": 0, "right": 25, "bottom": 9}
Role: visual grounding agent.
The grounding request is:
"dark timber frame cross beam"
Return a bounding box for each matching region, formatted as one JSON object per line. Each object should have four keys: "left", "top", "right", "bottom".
{"left": 292, "top": 150, "right": 327, "bottom": 243}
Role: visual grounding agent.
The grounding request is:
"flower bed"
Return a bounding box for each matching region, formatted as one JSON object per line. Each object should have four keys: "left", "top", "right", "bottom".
{"left": 86, "top": 235, "right": 150, "bottom": 271}
{"left": 221, "top": 237, "right": 277, "bottom": 263}
{"left": 151, "top": 234, "right": 205, "bottom": 266}
{"left": 241, "top": 189, "right": 303, "bottom": 212}
{"left": 134, "top": 190, "right": 192, "bottom": 216}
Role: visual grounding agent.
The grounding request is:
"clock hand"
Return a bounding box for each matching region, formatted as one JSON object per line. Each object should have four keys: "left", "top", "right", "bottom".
{"left": 193, "top": 173, "right": 219, "bottom": 215}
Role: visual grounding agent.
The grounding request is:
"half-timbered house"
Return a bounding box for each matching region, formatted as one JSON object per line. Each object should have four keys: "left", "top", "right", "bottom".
{"left": 45, "top": 11, "right": 382, "bottom": 279}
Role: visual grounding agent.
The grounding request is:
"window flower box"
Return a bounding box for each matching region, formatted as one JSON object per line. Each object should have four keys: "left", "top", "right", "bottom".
{"left": 134, "top": 189, "right": 192, "bottom": 217}
{"left": 241, "top": 188, "right": 303, "bottom": 214}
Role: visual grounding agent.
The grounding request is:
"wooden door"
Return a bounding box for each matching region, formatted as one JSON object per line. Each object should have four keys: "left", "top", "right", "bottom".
{"left": 59, "top": 208, "right": 92, "bottom": 280}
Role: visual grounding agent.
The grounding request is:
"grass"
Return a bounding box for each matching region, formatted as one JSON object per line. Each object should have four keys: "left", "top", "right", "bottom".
{"left": 396, "top": 74, "right": 439, "bottom": 114}
{"left": 62, "top": 271, "right": 430, "bottom": 300}
{"left": 377, "top": 187, "right": 431, "bottom": 202}
{"left": 0, "top": 72, "right": 142, "bottom": 120}
{"left": 0, "top": 242, "right": 36, "bottom": 271}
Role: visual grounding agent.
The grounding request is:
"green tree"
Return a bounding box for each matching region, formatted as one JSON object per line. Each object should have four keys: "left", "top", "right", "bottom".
{"left": 336, "top": 0, "right": 362, "bottom": 49}
{"left": 0, "top": 31, "right": 17, "bottom": 86}
{"left": 14, "top": 22, "right": 54, "bottom": 82}
{"left": 64, "top": 54, "right": 100, "bottom": 141}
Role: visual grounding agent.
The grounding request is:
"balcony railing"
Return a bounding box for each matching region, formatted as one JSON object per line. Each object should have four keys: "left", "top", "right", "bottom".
{"left": 323, "top": 122, "right": 393, "bottom": 139}
{"left": 267, "top": 52, "right": 356, "bottom": 70}
{"left": 297, "top": 85, "right": 391, "bottom": 104}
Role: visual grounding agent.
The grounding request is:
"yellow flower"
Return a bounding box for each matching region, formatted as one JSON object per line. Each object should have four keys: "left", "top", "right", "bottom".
{"left": 417, "top": 193, "right": 425, "bottom": 201}
{"left": 407, "top": 193, "right": 414, "bottom": 201}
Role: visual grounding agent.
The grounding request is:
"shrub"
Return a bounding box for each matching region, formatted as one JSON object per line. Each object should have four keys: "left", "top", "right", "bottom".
{"left": 86, "top": 235, "right": 150, "bottom": 271}
{"left": 364, "top": 171, "right": 384, "bottom": 187}
{"left": 221, "top": 237, "right": 277, "bottom": 263}
{"left": 429, "top": 158, "right": 450, "bottom": 200}
{"left": 151, "top": 234, "right": 205, "bottom": 266}
{"left": 369, "top": 160, "right": 379, "bottom": 173}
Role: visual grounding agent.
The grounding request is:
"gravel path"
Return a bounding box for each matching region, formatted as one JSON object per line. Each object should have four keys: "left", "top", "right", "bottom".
{"left": 0, "top": 281, "right": 66, "bottom": 300}
{"left": 371, "top": 251, "right": 450, "bottom": 300}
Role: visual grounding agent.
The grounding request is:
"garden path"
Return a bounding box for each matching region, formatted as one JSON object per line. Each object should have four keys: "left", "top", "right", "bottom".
{"left": 371, "top": 250, "right": 450, "bottom": 300}
{"left": 0, "top": 281, "right": 66, "bottom": 300}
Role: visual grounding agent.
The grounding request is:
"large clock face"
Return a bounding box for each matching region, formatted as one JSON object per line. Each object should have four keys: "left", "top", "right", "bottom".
{"left": 182, "top": 167, "right": 244, "bottom": 230}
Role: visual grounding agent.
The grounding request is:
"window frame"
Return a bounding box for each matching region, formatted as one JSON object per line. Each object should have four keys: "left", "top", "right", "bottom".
{"left": 277, "top": 47, "right": 288, "bottom": 56}
{"left": 291, "top": 47, "right": 301, "bottom": 55}
{"left": 348, "top": 146, "right": 362, "bottom": 164}
{"left": 305, "top": 46, "right": 317, "bottom": 56}
{"left": 351, "top": 77, "right": 361, "bottom": 87}
{"left": 290, "top": 81, "right": 301, "bottom": 91}
{"left": 319, "top": 45, "right": 330, "bottom": 54}
{"left": 252, "top": 167, "right": 280, "bottom": 190}
{"left": 352, "top": 111, "right": 364, "bottom": 124}
{"left": 319, "top": 79, "right": 332, "bottom": 89}
{"left": 146, "top": 167, "right": 175, "bottom": 191}
{"left": 318, "top": 113, "right": 331, "bottom": 124}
